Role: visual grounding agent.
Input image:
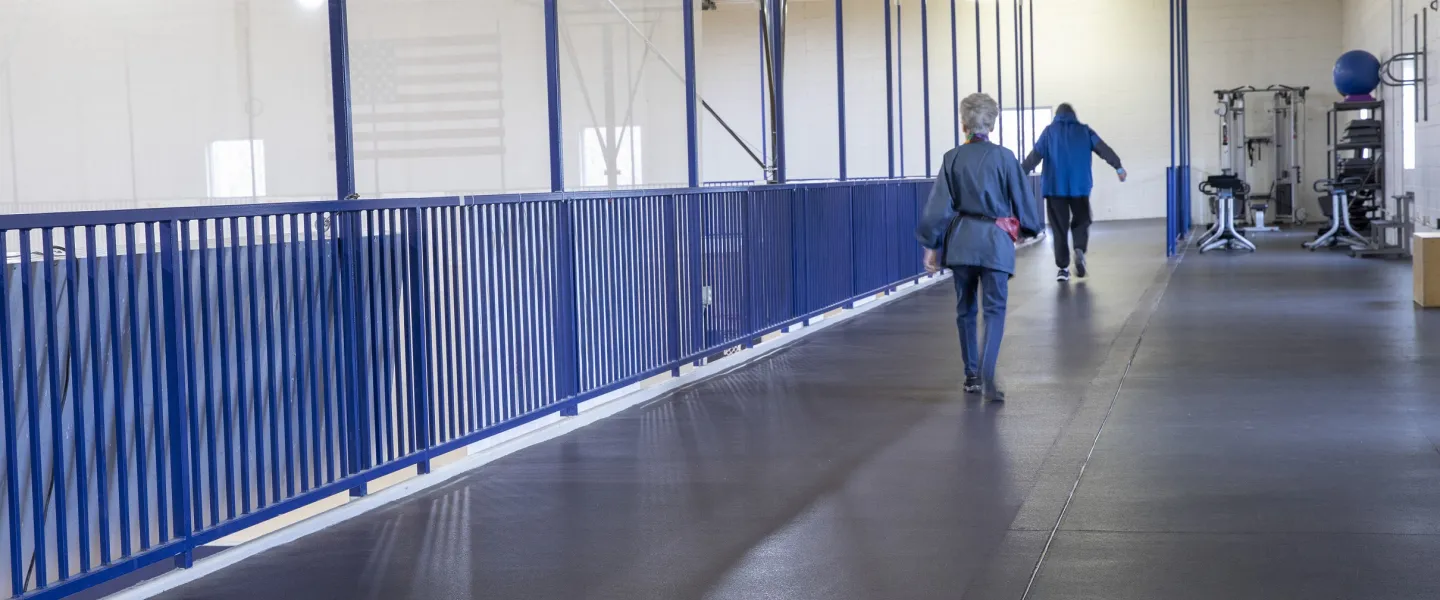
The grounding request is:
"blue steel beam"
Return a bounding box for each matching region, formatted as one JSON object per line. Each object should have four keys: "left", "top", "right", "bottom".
{"left": 898, "top": 4, "right": 905, "bottom": 176}
{"left": 684, "top": 0, "right": 700, "bottom": 187}
{"left": 837, "top": 0, "right": 848, "bottom": 179}
{"left": 974, "top": 0, "right": 982, "bottom": 93}
{"left": 1168, "top": 0, "right": 1177, "bottom": 255}
{"left": 884, "top": 0, "right": 895, "bottom": 177}
{"left": 545, "top": 0, "right": 565, "bottom": 192}
{"left": 327, "top": 0, "right": 356, "bottom": 200}
{"left": 1028, "top": 0, "right": 1035, "bottom": 148}
{"left": 922, "top": 0, "right": 932, "bottom": 174}
{"left": 951, "top": 0, "right": 960, "bottom": 147}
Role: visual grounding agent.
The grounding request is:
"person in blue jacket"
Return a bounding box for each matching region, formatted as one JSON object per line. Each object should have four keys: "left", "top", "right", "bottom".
{"left": 1022, "top": 103, "right": 1126, "bottom": 282}
{"left": 917, "top": 93, "right": 1044, "bottom": 401}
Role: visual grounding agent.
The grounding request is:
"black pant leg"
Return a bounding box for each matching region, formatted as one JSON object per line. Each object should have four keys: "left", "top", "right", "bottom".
{"left": 1046, "top": 196, "right": 1072, "bottom": 269}
{"left": 1071, "top": 196, "right": 1093, "bottom": 253}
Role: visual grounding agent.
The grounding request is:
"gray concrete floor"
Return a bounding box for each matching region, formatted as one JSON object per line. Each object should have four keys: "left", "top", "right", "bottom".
{"left": 150, "top": 222, "right": 1440, "bottom": 599}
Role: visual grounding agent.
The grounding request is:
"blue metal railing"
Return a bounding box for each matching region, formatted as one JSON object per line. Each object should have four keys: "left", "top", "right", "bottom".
{"left": 0, "top": 179, "right": 933, "bottom": 599}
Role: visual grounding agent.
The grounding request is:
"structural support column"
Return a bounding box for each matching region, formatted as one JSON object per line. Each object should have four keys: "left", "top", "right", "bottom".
{"left": 921, "top": 0, "right": 932, "bottom": 174}
{"left": 950, "top": 0, "right": 959, "bottom": 146}
{"left": 1015, "top": 0, "right": 1024, "bottom": 150}
{"left": 1181, "top": 0, "right": 1191, "bottom": 234}
{"left": 836, "top": 0, "right": 848, "bottom": 180}
{"left": 762, "top": 0, "right": 788, "bottom": 182}
{"left": 544, "top": 0, "right": 565, "bottom": 192}
{"left": 884, "top": 0, "right": 895, "bottom": 177}
{"left": 1167, "top": 0, "right": 1177, "bottom": 256}
{"left": 327, "top": 0, "right": 356, "bottom": 200}
{"left": 974, "top": 0, "right": 982, "bottom": 93}
{"left": 683, "top": 0, "right": 701, "bottom": 187}
{"left": 1028, "top": 0, "right": 1035, "bottom": 148}
{"left": 994, "top": 0, "right": 1002, "bottom": 124}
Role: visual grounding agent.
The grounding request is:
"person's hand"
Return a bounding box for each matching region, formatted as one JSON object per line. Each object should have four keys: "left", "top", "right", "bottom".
{"left": 924, "top": 248, "right": 942, "bottom": 274}
{"left": 1117, "top": 168, "right": 1128, "bottom": 183}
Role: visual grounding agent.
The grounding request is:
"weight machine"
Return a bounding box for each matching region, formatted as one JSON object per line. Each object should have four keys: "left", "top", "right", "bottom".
{"left": 1213, "top": 86, "right": 1308, "bottom": 230}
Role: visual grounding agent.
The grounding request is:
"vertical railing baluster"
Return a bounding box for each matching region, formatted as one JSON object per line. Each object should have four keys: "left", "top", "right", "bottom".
{"left": 276, "top": 216, "right": 296, "bottom": 499}
{"left": 293, "top": 212, "right": 316, "bottom": 489}
{"left": 1, "top": 231, "right": 27, "bottom": 596}
{"left": 263, "top": 216, "right": 282, "bottom": 499}
{"left": 226, "top": 218, "right": 250, "bottom": 517}
{"left": 663, "top": 195, "right": 681, "bottom": 375}
{"left": 124, "top": 224, "right": 151, "bottom": 549}
{"left": 194, "top": 221, "right": 218, "bottom": 529}
{"left": 246, "top": 217, "right": 269, "bottom": 506}
{"left": 371, "top": 208, "right": 388, "bottom": 454}
{"left": 61, "top": 227, "right": 92, "bottom": 570}
{"left": 158, "top": 220, "right": 195, "bottom": 569}
{"left": 84, "top": 225, "right": 112, "bottom": 565}
{"left": 554, "top": 200, "right": 580, "bottom": 416}
{"left": 405, "top": 209, "right": 432, "bottom": 473}
{"left": 144, "top": 222, "right": 170, "bottom": 543}
{"left": 177, "top": 223, "right": 201, "bottom": 536}
{"left": 213, "top": 220, "right": 236, "bottom": 521}
{"left": 339, "top": 212, "right": 370, "bottom": 494}
{"left": 19, "top": 230, "right": 49, "bottom": 586}
{"left": 378, "top": 210, "right": 398, "bottom": 459}
{"left": 104, "top": 224, "right": 134, "bottom": 556}
{"left": 309, "top": 214, "right": 334, "bottom": 484}
{"left": 39, "top": 229, "right": 71, "bottom": 578}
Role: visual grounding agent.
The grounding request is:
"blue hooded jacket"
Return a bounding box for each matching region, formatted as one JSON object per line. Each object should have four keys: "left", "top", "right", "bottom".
{"left": 1022, "top": 109, "right": 1124, "bottom": 198}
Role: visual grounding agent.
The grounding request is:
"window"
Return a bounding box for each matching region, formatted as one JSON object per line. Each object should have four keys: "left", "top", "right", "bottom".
{"left": 580, "top": 126, "right": 642, "bottom": 188}
{"left": 1403, "top": 62, "right": 1417, "bottom": 170}
{"left": 996, "top": 107, "right": 1053, "bottom": 172}
{"left": 207, "top": 140, "right": 266, "bottom": 198}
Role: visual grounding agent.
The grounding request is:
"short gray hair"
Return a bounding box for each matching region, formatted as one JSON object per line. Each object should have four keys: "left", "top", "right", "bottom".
{"left": 961, "top": 93, "right": 998, "bottom": 136}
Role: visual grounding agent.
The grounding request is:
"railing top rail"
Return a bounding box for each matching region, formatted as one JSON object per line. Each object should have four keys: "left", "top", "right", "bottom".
{"left": 0, "top": 178, "right": 936, "bottom": 231}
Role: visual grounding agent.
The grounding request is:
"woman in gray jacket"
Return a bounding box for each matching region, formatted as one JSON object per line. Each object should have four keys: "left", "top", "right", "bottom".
{"left": 915, "top": 93, "right": 1043, "bottom": 401}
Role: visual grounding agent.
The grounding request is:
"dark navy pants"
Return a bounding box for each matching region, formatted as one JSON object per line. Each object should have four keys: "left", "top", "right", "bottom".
{"left": 951, "top": 265, "right": 1009, "bottom": 384}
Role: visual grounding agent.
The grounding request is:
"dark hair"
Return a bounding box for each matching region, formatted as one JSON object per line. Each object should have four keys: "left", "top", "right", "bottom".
{"left": 1057, "top": 103, "right": 1076, "bottom": 116}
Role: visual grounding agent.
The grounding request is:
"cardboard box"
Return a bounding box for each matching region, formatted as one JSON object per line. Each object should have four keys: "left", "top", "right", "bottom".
{"left": 1416, "top": 233, "right": 1440, "bottom": 307}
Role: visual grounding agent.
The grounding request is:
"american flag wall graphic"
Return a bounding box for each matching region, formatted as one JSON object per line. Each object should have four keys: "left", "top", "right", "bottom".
{"left": 337, "top": 33, "right": 506, "bottom": 161}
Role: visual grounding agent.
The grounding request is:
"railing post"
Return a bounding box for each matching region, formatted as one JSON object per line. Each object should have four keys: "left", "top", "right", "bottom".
{"left": 742, "top": 193, "right": 756, "bottom": 348}
{"left": 682, "top": 0, "right": 700, "bottom": 188}
{"left": 336, "top": 212, "right": 371, "bottom": 497}
{"left": 405, "top": 209, "right": 433, "bottom": 473}
{"left": 688, "top": 194, "right": 705, "bottom": 365}
{"left": 845, "top": 185, "right": 857, "bottom": 309}
{"left": 544, "top": 0, "right": 565, "bottom": 192}
{"left": 555, "top": 200, "right": 581, "bottom": 415}
{"left": 327, "top": 0, "right": 356, "bottom": 200}
{"left": 790, "top": 188, "right": 807, "bottom": 324}
{"left": 158, "top": 220, "right": 195, "bottom": 569}
{"left": 664, "top": 195, "right": 682, "bottom": 376}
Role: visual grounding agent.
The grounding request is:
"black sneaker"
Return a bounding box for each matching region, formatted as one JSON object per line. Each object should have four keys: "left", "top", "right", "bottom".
{"left": 964, "top": 376, "right": 983, "bottom": 394}
{"left": 1074, "top": 249, "right": 1088, "bottom": 278}
{"left": 1056, "top": 268, "right": 1071, "bottom": 282}
{"left": 984, "top": 383, "right": 1006, "bottom": 402}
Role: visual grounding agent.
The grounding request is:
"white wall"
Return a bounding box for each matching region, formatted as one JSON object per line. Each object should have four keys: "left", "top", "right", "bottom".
{"left": 1344, "top": 0, "right": 1438, "bottom": 230}
{"left": 0, "top": 0, "right": 699, "bottom": 214}
{"left": 0, "top": 0, "right": 1356, "bottom": 222}
{"left": 701, "top": 0, "right": 1345, "bottom": 222}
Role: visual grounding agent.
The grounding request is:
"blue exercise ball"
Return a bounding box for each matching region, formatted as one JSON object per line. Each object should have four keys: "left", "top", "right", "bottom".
{"left": 1334, "top": 50, "right": 1381, "bottom": 98}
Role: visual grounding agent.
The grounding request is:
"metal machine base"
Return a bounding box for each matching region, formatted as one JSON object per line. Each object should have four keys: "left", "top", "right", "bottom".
{"left": 1304, "top": 190, "right": 1367, "bottom": 251}
{"left": 1199, "top": 191, "right": 1256, "bottom": 253}
{"left": 1242, "top": 207, "right": 1279, "bottom": 234}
